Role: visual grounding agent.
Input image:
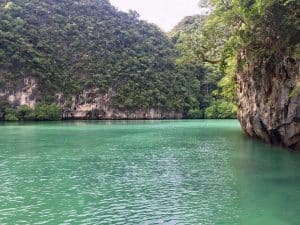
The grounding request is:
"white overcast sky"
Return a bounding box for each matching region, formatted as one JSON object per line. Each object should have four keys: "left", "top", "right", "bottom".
{"left": 109, "top": 0, "right": 204, "bottom": 31}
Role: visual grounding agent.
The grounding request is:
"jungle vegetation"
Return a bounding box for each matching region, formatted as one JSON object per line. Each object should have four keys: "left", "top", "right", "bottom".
{"left": 172, "top": 0, "right": 299, "bottom": 119}
{"left": 0, "top": 0, "right": 242, "bottom": 120}
{"left": 195, "top": 0, "right": 300, "bottom": 98}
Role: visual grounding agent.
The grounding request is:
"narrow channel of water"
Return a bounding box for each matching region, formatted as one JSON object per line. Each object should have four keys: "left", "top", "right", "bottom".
{"left": 0, "top": 120, "right": 299, "bottom": 225}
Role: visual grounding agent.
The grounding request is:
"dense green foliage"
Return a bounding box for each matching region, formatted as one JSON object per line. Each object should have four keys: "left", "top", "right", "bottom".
{"left": 34, "top": 104, "right": 61, "bottom": 121}
{"left": 170, "top": 15, "right": 237, "bottom": 119}
{"left": 4, "top": 108, "right": 18, "bottom": 121}
{"left": 0, "top": 0, "right": 193, "bottom": 112}
{"left": 204, "top": 100, "right": 237, "bottom": 119}
{"left": 0, "top": 0, "right": 241, "bottom": 120}
{"left": 197, "top": 0, "right": 300, "bottom": 97}
{"left": 199, "top": 0, "right": 300, "bottom": 51}
{"left": 170, "top": 0, "right": 299, "bottom": 119}
{"left": 4, "top": 104, "right": 61, "bottom": 121}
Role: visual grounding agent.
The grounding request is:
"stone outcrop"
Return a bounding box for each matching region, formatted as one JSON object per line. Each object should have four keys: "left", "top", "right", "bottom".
{"left": 0, "top": 78, "right": 182, "bottom": 120}
{"left": 237, "top": 50, "right": 300, "bottom": 150}
{"left": 0, "top": 78, "right": 37, "bottom": 108}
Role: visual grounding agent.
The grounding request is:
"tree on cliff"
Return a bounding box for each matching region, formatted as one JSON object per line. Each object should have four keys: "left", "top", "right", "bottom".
{"left": 196, "top": 0, "right": 300, "bottom": 78}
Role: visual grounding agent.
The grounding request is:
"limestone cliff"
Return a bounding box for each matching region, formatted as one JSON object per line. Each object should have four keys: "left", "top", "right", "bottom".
{"left": 0, "top": 78, "right": 182, "bottom": 120}
{"left": 237, "top": 50, "right": 300, "bottom": 150}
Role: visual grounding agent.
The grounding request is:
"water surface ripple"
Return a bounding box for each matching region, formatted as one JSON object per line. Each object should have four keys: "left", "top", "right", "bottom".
{"left": 0, "top": 120, "right": 300, "bottom": 225}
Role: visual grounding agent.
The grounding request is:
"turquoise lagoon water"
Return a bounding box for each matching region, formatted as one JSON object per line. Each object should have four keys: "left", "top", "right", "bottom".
{"left": 0, "top": 120, "right": 300, "bottom": 225}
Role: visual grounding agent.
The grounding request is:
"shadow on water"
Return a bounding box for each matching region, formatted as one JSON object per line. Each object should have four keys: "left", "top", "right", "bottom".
{"left": 230, "top": 132, "right": 300, "bottom": 225}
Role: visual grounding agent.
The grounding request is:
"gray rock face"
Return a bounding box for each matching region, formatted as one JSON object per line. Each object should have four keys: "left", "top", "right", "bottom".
{"left": 0, "top": 78, "right": 182, "bottom": 120}
{"left": 237, "top": 51, "right": 300, "bottom": 150}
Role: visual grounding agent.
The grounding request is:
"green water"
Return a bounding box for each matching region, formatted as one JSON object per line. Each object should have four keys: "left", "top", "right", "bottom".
{"left": 0, "top": 120, "right": 300, "bottom": 225}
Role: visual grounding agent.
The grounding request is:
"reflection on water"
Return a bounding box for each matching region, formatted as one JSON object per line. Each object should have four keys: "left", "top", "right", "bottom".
{"left": 0, "top": 120, "right": 300, "bottom": 225}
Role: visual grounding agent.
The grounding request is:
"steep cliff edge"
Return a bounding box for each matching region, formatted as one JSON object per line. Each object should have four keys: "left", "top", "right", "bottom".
{"left": 237, "top": 51, "right": 300, "bottom": 149}
{"left": 206, "top": 0, "right": 300, "bottom": 150}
